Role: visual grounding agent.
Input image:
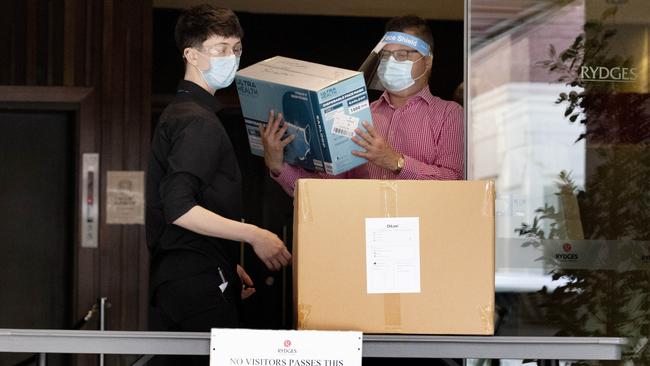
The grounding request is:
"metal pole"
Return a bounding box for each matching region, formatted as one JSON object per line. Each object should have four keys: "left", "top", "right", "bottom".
{"left": 281, "top": 225, "right": 288, "bottom": 328}
{"left": 99, "top": 297, "right": 107, "bottom": 366}
{"left": 38, "top": 353, "right": 46, "bottom": 366}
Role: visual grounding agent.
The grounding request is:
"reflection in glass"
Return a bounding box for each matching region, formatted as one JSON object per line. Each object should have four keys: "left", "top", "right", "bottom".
{"left": 470, "top": 0, "right": 650, "bottom": 363}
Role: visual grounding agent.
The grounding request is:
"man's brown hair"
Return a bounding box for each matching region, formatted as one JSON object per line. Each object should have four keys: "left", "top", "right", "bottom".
{"left": 174, "top": 4, "right": 244, "bottom": 52}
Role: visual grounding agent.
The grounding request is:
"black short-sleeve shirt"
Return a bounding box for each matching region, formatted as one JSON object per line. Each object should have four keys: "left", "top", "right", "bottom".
{"left": 146, "top": 80, "right": 243, "bottom": 293}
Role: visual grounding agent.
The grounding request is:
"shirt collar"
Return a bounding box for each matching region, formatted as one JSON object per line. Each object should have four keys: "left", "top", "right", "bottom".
{"left": 378, "top": 85, "right": 435, "bottom": 109}
{"left": 176, "top": 79, "right": 222, "bottom": 113}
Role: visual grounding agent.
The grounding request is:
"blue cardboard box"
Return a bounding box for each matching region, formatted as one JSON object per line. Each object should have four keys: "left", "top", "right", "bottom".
{"left": 235, "top": 56, "right": 373, "bottom": 175}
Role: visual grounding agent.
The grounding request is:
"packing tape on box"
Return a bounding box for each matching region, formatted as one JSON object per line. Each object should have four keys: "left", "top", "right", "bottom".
{"left": 482, "top": 180, "right": 496, "bottom": 217}
{"left": 379, "top": 181, "right": 399, "bottom": 218}
{"left": 297, "top": 304, "right": 312, "bottom": 328}
{"left": 379, "top": 180, "right": 403, "bottom": 331}
{"left": 383, "top": 294, "right": 403, "bottom": 331}
{"left": 480, "top": 181, "right": 495, "bottom": 333}
{"left": 479, "top": 304, "right": 494, "bottom": 333}
{"left": 298, "top": 180, "right": 314, "bottom": 223}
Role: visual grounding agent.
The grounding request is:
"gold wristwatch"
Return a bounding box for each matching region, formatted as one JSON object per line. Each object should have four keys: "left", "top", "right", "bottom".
{"left": 394, "top": 154, "right": 405, "bottom": 174}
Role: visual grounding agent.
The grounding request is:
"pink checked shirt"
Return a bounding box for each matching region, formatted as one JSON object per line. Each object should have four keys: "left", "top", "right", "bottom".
{"left": 273, "top": 86, "right": 464, "bottom": 196}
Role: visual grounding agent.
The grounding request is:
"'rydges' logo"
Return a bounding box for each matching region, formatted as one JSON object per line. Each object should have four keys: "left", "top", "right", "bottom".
{"left": 555, "top": 242, "right": 578, "bottom": 262}
{"left": 236, "top": 79, "right": 258, "bottom": 97}
{"left": 278, "top": 339, "right": 296, "bottom": 354}
{"left": 580, "top": 65, "right": 638, "bottom": 83}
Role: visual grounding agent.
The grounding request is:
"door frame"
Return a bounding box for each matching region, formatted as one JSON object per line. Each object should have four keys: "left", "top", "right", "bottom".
{"left": 0, "top": 85, "right": 99, "bottom": 329}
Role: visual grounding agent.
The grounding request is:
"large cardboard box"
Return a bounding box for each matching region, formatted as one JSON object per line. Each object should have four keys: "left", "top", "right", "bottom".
{"left": 293, "top": 179, "right": 495, "bottom": 334}
{"left": 235, "top": 56, "right": 373, "bottom": 175}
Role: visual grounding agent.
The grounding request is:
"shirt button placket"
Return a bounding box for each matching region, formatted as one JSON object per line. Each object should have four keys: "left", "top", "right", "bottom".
{"left": 388, "top": 111, "right": 398, "bottom": 141}
{"left": 385, "top": 111, "right": 397, "bottom": 180}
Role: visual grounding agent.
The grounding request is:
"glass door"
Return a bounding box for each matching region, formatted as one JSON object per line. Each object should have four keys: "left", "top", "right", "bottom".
{"left": 469, "top": 0, "right": 650, "bottom": 363}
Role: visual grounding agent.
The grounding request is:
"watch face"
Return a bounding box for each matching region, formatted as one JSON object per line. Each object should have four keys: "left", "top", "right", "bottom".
{"left": 398, "top": 157, "right": 405, "bottom": 168}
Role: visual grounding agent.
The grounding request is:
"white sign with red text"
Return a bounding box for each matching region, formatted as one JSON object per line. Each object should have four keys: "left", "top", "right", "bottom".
{"left": 210, "top": 329, "right": 362, "bottom": 366}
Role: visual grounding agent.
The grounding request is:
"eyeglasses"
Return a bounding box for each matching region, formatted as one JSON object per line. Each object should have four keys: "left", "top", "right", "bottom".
{"left": 379, "top": 49, "right": 421, "bottom": 62}
{"left": 200, "top": 44, "right": 243, "bottom": 57}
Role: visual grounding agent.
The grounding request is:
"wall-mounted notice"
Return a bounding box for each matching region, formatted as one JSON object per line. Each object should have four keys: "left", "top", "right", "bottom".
{"left": 106, "top": 171, "right": 145, "bottom": 225}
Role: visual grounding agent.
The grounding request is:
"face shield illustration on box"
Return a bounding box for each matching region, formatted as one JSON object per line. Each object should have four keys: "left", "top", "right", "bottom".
{"left": 358, "top": 31, "right": 432, "bottom": 91}
{"left": 282, "top": 92, "right": 312, "bottom": 163}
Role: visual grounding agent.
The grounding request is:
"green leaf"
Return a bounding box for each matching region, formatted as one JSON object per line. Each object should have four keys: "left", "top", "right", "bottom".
{"left": 565, "top": 106, "right": 575, "bottom": 117}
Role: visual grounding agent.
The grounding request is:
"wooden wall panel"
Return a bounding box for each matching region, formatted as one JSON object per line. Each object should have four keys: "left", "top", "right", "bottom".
{"left": 68, "top": 0, "right": 152, "bottom": 364}
{"left": 0, "top": 2, "right": 10, "bottom": 83}
{"left": 71, "top": 0, "right": 152, "bottom": 337}
{"left": 2, "top": 2, "right": 152, "bottom": 365}
{"left": 1, "top": 0, "right": 65, "bottom": 86}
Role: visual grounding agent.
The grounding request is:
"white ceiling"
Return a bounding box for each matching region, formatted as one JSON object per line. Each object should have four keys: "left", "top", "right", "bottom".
{"left": 153, "top": 0, "right": 465, "bottom": 20}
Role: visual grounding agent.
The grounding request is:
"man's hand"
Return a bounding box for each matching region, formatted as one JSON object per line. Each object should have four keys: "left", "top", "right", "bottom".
{"left": 237, "top": 265, "right": 256, "bottom": 300}
{"left": 351, "top": 121, "right": 401, "bottom": 172}
{"left": 260, "top": 110, "right": 295, "bottom": 176}
{"left": 249, "top": 227, "right": 292, "bottom": 271}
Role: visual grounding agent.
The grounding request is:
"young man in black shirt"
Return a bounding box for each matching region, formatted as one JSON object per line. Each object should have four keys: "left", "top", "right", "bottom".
{"left": 146, "top": 4, "right": 291, "bottom": 347}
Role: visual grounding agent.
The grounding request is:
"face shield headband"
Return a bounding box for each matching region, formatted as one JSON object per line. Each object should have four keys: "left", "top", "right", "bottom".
{"left": 379, "top": 31, "right": 431, "bottom": 57}
{"left": 359, "top": 31, "right": 432, "bottom": 91}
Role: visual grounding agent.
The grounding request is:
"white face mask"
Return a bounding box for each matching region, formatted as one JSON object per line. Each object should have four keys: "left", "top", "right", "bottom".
{"left": 196, "top": 54, "right": 240, "bottom": 90}
{"left": 377, "top": 55, "right": 424, "bottom": 92}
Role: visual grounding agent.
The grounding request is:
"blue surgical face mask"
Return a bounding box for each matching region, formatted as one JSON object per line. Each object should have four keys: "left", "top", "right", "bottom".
{"left": 377, "top": 55, "right": 425, "bottom": 92}
{"left": 197, "top": 54, "right": 240, "bottom": 90}
{"left": 283, "top": 122, "right": 311, "bottom": 162}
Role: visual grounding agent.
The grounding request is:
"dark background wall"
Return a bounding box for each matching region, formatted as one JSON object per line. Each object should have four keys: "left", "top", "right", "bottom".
{"left": 153, "top": 9, "right": 464, "bottom": 102}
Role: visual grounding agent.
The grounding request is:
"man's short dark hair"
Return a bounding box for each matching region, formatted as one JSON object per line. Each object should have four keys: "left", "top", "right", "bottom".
{"left": 174, "top": 4, "right": 244, "bottom": 52}
{"left": 385, "top": 15, "right": 434, "bottom": 54}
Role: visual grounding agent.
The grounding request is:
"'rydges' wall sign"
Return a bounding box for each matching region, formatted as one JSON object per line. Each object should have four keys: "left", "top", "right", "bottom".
{"left": 580, "top": 65, "right": 638, "bottom": 83}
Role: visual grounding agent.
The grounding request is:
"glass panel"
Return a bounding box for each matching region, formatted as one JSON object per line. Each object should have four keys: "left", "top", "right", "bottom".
{"left": 469, "top": 0, "right": 650, "bottom": 362}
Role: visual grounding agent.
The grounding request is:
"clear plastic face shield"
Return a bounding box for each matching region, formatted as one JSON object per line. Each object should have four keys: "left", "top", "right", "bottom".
{"left": 358, "top": 31, "right": 432, "bottom": 91}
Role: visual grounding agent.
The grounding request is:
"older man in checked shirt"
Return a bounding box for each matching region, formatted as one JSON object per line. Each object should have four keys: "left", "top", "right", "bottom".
{"left": 260, "top": 15, "right": 464, "bottom": 195}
